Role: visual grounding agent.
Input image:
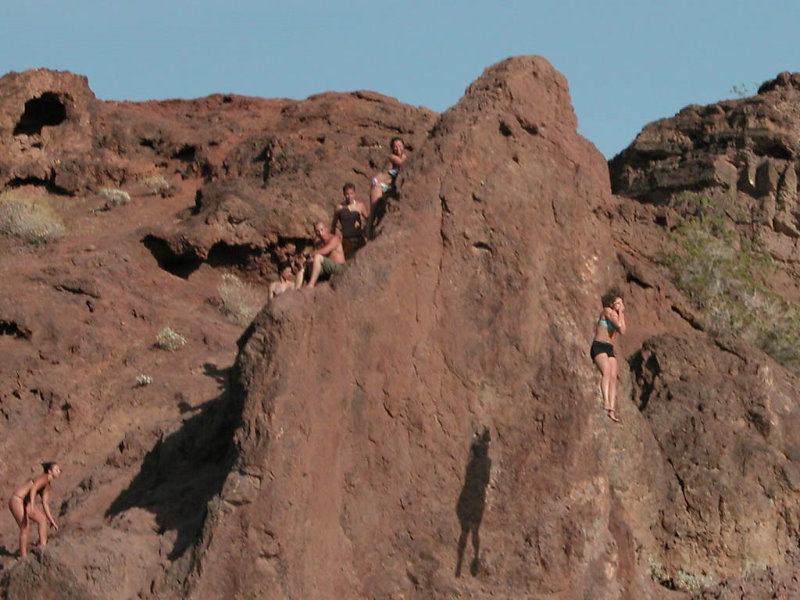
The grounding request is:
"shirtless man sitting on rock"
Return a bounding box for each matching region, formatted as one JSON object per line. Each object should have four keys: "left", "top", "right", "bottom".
{"left": 331, "top": 182, "right": 368, "bottom": 260}
{"left": 296, "top": 222, "right": 346, "bottom": 289}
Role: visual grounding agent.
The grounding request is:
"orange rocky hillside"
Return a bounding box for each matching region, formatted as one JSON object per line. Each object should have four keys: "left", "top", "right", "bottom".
{"left": 2, "top": 59, "right": 800, "bottom": 600}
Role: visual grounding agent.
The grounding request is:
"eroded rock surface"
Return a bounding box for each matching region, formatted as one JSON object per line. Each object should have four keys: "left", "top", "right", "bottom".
{"left": 3, "top": 59, "right": 800, "bottom": 600}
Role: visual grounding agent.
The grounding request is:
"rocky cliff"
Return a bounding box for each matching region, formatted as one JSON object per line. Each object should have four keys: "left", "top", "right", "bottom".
{"left": 2, "top": 60, "right": 800, "bottom": 600}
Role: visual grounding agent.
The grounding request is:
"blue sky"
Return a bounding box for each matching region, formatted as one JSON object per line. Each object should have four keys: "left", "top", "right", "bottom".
{"left": 1, "top": 1, "right": 797, "bottom": 158}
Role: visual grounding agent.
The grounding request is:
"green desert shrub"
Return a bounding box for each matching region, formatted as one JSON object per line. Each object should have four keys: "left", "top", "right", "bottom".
{"left": 0, "top": 189, "right": 65, "bottom": 244}
{"left": 154, "top": 327, "right": 186, "bottom": 351}
{"left": 663, "top": 192, "right": 800, "bottom": 373}
{"left": 217, "top": 273, "right": 262, "bottom": 325}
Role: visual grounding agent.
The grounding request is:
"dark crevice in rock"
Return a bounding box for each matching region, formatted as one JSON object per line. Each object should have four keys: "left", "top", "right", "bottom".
{"left": 206, "top": 241, "right": 267, "bottom": 271}
{"left": 143, "top": 234, "right": 317, "bottom": 281}
{"left": 142, "top": 235, "right": 203, "bottom": 279}
{"left": 0, "top": 319, "right": 31, "bottom": 340}
{"left": 629, "top": 349, "right": 658, "bottom": 411}
{"left": 8, "top": 174, "right": 71, "bottom": 196}
{"left": 172, "top": 145, "right": 197, "bottom": 162}
{"left": 13, "top": 92, "right": 67, "bottom": 135}
{"left": 671, "top": 304, "right": 705, "bottom": 331}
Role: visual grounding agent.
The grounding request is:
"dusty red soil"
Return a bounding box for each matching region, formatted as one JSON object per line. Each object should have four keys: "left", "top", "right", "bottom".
{"left": 2, "top": 61, "right": 800, "bottom": 599}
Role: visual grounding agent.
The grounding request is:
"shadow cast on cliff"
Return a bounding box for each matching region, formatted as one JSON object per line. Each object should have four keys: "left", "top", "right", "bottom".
{"left": 105, "top": 364, "right": 242, "bottom": 560}
{"left": 456, "top": 427, "right": 491, "bottom": 577}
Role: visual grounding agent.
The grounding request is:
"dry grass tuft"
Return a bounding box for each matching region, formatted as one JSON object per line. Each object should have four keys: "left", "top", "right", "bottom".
{"left": 0, "top": 189, "right": 65, "bottom": 244}
{"left": 217, "top": 273, "right": 264, "bottom": 325}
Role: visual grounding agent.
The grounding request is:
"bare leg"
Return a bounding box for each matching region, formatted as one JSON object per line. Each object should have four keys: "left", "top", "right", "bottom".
{"left": 9, "top": 497, "right": 28, "bottom": 558}
{"left": 607, "top": 357, "right": 620, "bottom": 422}
{"left": 295, "top": 264, "right": 307, "bottom": 289}
{"left": 593, "top": 353, "right": 612, "bottom": 410}
{"left": 594, "top": 353, "right": 620, "bottom": 422}
{"left": 28, "top": 508, "right": 48, "bottom": 546}
{"left": 307, "top": 254, "right": 324, "bottom": 288}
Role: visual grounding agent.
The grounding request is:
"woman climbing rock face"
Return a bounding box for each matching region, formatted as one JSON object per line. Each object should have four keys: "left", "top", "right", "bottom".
{"left": 8, "top": 462, "right": 62, "bottom": 559}
{"left": 590, "top": 289, "right": 626, "bottom": 423}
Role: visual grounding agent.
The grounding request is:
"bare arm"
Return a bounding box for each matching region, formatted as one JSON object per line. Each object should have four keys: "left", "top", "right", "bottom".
{"left": 388, "top": 152, "right": 407, "bottom": 169}
{"left": 331, "top": 209, "right": 341, "bottom": 236}
{"left": 314, "top": 233, "right": 342, "bottom": 257}
{"left": 604, "top": 306, "right": 627, "bottom": 335}
{"left": 40, "top": 486, "right": 58, "bottom": 530}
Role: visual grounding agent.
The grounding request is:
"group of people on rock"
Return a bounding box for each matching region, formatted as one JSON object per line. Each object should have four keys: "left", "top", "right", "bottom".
{"left": 268, "top": 136, "right": 407, "bottom": 298}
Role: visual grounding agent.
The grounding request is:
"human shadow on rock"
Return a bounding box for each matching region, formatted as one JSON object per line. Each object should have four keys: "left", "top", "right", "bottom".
{"left": 455, "top": 427, "right": 491, "bottom": 577}
{"left": 106, "top": 364, "right": 243, "bottom": 560}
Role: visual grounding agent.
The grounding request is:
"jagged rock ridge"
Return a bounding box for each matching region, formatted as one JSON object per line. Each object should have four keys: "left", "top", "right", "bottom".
{"left": 1, "top": 61, "right": 800, "bottom": 600}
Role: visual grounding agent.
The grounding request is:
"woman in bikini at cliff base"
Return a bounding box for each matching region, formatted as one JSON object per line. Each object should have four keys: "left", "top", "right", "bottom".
{"left": 8, "top": 462, "right": 62, "bottom": 558}
{"left": 590, "top": 289, "right": 626, "bottom": 423}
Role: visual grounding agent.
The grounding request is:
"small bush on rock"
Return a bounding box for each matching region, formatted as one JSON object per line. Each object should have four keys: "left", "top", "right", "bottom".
{"left": 141, "top": 176, "right": 174, "bottom": 197}
{"left": 135, "top": 374, "right": 153, "bottom": 386}
{"left": 154, "top": 327, "right": 186, "bottom": 351}
{"left": 218, "top": 273, "right": 262, "bottom": 325}
{"left": 99, "top": 188, "right": 131, "bottom": 209}
{"left": 0, "top": 190, "right": 64, "bottom": 244}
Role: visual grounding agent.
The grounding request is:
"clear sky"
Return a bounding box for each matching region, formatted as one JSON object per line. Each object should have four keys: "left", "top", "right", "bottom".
{"left": 1, "top": 1, "right": 798, "bottom": 158}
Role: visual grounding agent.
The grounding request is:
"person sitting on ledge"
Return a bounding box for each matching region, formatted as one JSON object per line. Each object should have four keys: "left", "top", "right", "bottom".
{"left": 8, "top": 462, "right": 62, "bottom": 559}
{"left": 368, "top": 136, "right": 407, "bottom": 237}
{"left": 269, "top": 262, "right": 297, "bottom": 299}
{"left": 296, "top": 222, "right": 346, "bottom": 289}
{"left": 331, "top": 182, "right": 368, "bottom": 260}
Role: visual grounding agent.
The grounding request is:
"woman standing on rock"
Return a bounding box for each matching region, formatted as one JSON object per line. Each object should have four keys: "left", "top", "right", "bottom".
{"left": 8, "top": 462, "right": 62, "bottom": 558}
{"left": 591, "top": 289, "right": 626, "bottom": 423}
{"left": 367, "top": 137, "right": 407, "bottom": 237}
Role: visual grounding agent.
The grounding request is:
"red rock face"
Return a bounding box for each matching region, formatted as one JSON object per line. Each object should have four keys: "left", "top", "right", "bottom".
{"left": 3, "top": 60, "right": 800, "bottom": 600}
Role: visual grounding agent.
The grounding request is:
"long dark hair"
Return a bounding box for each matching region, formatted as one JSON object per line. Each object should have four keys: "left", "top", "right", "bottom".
{"left": 41, "top": 462, "right": 58, "bottom": 474}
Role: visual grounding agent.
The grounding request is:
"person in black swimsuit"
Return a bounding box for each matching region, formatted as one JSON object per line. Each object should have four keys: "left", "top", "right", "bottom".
{"left": 591, "top": 289, "right": 626, "bottom": 423}
{"left": 331, "top": 182, "right": 369, "bottom": 260}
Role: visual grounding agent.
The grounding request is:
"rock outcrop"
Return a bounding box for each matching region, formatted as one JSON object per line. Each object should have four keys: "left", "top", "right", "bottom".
{"left": 181, "top": 56, "right": 668, "bottom": 600}
{"left": 609, "top": 71, "right": 800, "bottom": 270}
{"left": 3, "top": 60, "right": 800, "bottom": 600}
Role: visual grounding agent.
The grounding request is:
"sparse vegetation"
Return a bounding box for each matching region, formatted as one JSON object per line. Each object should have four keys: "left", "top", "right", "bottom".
{"left": 99, "top": 187, "right": 131, "bottom": 209}
{"left": 0, "top": 189, "right": 65, "bottom": 244}
{"left": 729, "top": 83, "right": 755, "bottom": 98}
{"left": 663, "top": 192, "right": 800, "bottom": 373}
{"left": 134, "top": 374, "right": 153, "bottom": 387}
{"left": 154, "top": 327, "right": 186, "bottom": 351}
{"left": 675, "top": 568, "right": 714, "bottom": 592}
{"left": 217, "top": 273, "right": 263, "bottom": 325}
{"left": 141, "top": 176, "right": 173, "bottom": 196}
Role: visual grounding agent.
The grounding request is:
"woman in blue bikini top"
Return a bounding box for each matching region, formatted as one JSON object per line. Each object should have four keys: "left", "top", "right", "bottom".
{"left": 590, "top": 288, "right": 626, "bottom": 423}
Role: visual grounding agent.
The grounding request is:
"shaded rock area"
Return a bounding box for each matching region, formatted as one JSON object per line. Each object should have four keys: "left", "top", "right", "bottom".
{"left": 2, "top": 59, "right": 800, "bottom": 600}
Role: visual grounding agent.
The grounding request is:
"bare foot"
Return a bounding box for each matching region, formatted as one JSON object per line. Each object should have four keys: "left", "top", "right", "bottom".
{"left": 606, "top": 409, "right": 620, "bottom": 423}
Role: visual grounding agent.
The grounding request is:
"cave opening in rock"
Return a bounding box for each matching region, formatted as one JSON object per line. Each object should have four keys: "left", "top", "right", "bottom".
{"left": 13, "top": 92, "right": 68, "bottom": 136}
